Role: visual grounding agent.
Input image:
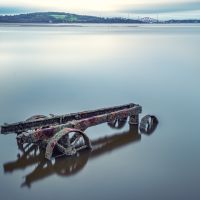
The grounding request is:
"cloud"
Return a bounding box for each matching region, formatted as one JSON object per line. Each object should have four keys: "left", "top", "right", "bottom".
{"left": 120, "top": 1, "right": 200, "bottom": 14}
{"left": 0, "top": 6, "right": 38, "bottom": 14}
{"left": 0, "top": 1, "right": 200, "bottom": 16}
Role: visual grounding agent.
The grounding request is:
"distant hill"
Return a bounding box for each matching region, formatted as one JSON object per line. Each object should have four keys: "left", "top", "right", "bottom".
{"left": 0, "top": 12, "right": 199, "bottom": 24}
{"left": 0, "top": 12, "right": 143, "bottom": 23}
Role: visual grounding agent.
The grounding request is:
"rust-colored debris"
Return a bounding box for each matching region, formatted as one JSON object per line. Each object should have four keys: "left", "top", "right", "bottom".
{"left": 0, "top": 103, "right": 157, "bottom": 160}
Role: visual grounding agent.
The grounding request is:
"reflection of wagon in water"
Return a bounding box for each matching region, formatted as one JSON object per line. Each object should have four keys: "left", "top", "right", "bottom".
{"left": 0, "top": 103, "right": 157, "bottom": 160}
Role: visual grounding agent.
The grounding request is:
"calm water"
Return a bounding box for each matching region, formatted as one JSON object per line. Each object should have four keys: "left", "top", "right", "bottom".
{"left": 0, "top": 24, "right": 200, "bottom": 200}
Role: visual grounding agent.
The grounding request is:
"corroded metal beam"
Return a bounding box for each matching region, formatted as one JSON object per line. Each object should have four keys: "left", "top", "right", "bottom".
{"left": 1, "top": 103, "right": 141, "bottom": 134}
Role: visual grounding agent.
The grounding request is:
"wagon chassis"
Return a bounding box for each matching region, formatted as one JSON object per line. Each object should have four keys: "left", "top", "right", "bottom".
{"left": 1, "top": 103, "right": 148, "bottom": 160}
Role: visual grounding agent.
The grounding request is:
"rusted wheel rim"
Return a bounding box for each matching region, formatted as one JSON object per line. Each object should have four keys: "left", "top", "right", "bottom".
{"left": 107, "top": 117, "right": 127, "bottom": 129}
{"left": 45, "top": 128, "right": 91, "bottom": 160}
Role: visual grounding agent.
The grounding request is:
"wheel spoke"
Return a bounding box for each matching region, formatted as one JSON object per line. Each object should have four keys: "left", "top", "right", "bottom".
{"left": 76, "top": 145, "right": 87, "bottom": 151}
{"left": 113, "top": 119, "right": 118, "bottom": 126}
{"left": 72, "top": 135, "right": 81, "bottom": 145}
{"left": 70, "top": 133, "right": 79, "bottom": 143}
{"left": 56, "top": 143, "right": 67, "bottom": 154}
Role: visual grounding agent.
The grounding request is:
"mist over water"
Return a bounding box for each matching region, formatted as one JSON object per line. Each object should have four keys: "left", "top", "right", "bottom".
{"left": 0, "top": 24, "right": 200, "bottom": 200}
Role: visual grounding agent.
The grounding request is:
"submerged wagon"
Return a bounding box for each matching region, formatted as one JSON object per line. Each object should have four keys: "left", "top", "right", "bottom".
{"left": 0, "top": 103, "right": 157, "bottom": 160}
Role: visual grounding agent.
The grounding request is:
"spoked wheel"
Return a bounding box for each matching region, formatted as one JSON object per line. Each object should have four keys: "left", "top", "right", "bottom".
{"left": 56, "top": 131, "right": 91, "bottom": 155}
{"left": 108, "top": 117, "right": 127, "bottom": 129}
{"left": 139, "top": 115, "right": 158, "bottom": 135}
{"left": 45, "top": 128, "right": 92, "bottom": 160}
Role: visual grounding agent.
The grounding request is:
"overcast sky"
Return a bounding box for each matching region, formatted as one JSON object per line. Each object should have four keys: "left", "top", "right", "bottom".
{"left": 0, "top": 0, "right": 200, "bottom": 19}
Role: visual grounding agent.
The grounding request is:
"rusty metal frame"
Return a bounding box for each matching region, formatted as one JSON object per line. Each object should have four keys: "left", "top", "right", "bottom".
{"left": 1, "top": 103, "right": 142, "bottom": 160}
{"left": 1, "top": 103, "right": 139, "bottom": 134}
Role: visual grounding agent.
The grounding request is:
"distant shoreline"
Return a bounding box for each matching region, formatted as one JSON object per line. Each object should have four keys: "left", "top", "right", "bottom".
{"left": 0, "top": 12, "right": 200, "bottom": 24}
{"left": 0, "top": 23, "right": 200, "bottom": 28}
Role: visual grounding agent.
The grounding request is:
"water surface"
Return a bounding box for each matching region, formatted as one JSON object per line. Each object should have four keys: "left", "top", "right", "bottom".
{"left": 0, "top": 24, "right": 200, "bottom": 200}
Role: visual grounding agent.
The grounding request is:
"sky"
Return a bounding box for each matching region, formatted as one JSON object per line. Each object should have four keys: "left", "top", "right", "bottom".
{"left": 0, "top": 0, "right": 200, "bottom": 19}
